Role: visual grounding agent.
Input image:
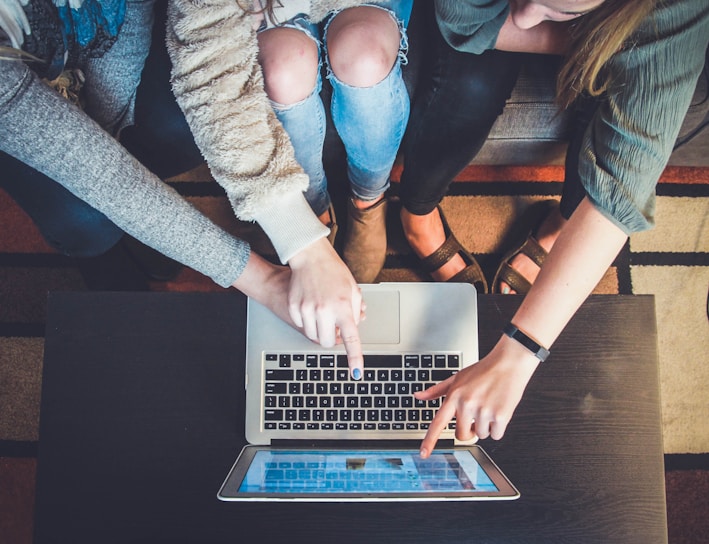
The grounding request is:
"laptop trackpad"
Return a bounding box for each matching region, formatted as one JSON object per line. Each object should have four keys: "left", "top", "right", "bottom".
{"left": 359, "top": 289, "right": 400, "bottom": 344}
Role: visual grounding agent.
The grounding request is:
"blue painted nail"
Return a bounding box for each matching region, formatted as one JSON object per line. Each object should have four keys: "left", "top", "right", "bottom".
{"left": 502, "top": 286, "right": 510, "bottom": 294}
{"left": 352, "top": 368, "right": 362, "bottom": 380}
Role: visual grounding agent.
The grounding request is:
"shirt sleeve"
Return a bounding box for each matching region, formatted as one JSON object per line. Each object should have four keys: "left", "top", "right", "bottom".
{"left": 0, "top": 60, "right": 250, "bottom": 288}
{"left": 578, "top": 1, "right": 709, "bottom": 234}
{"left": 166, "top": 0, "right": 328, "bottom": 263}
{"left": 434, "top": 0, "right": 509, "bottom": 54}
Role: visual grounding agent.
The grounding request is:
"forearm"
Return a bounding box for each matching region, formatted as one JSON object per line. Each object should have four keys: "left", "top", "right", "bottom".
{"left": 166, "top": 0, "right": 327, "bottom": 262}
{"left": 494, "top": 14, "right": 571, "bottom": 55}
{"left": 510, "top": 197, "right": 628, "bottom": 350}
{"left": 166, "top": 0, "right": 309, "bottom": 219}
{"left": 0, "top": 62, "right": 250, "bottom": 287}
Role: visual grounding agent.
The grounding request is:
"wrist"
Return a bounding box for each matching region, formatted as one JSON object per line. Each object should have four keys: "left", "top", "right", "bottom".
{"left": 502, "top": 323, "right": 550, "bottom": 362}
{"left": 495, "top": 333, "right": 543, "bottom": 369}
{"left": 288, "top": 237, "right": 334, "bottom": 270}
{"left": 251, "top": 192, "right": 329, "bottom": 264}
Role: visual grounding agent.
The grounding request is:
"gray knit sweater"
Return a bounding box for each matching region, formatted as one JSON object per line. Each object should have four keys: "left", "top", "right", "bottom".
{"left": 0, "top": 0, "right": 250, "bottom": 288}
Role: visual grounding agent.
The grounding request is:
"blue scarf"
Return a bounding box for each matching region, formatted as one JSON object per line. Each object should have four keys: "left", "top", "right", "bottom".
{"left": 54, "top": 0, "right": 126, "bottom": 48}
{"left": 19, "top": 0, "right": 127, "bottom": 79}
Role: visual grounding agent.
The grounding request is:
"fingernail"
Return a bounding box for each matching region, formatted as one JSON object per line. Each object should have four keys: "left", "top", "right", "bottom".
{"left": 419, "top": 448, "right": 427, "bottom": 458}
{"left": 502, "top": 286, "right": 510, "bottom": 294}
{"left": 352, "top": 368, "right": 362, "bottom": 381}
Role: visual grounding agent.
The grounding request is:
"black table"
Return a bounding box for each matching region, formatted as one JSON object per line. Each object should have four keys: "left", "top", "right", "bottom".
{"left": 35, "top": 292, "right": 667, "bottom": 543}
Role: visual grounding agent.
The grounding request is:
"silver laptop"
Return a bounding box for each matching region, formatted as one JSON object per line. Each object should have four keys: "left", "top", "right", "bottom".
{"left": 218, "top": 282, "right": 519, "bottom": 501}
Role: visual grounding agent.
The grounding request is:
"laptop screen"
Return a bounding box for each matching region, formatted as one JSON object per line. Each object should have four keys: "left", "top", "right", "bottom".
{"left": 240, "top": 449, "right": 497, "bottom": 494}
{"left": 218, "top": 446, "right": 519, "bottom": 501}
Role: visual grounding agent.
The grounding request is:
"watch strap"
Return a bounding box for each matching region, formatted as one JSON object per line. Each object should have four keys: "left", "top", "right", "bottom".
{"left": 503, "top": 323, "right": 550, "bottom": 362}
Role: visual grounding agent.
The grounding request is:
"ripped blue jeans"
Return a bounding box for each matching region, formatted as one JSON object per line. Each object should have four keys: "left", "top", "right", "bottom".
{"left": 269, "top": 1, "right": 413, "bottom": 217}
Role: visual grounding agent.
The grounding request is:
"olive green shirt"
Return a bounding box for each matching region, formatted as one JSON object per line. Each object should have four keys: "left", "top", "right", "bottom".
{"left": 435, "top": 0, "right": 709, "bottom": 233}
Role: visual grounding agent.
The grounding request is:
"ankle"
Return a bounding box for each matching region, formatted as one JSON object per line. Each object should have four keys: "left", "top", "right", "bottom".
{"left": 400, "top": 207, "right": 445, "bottom": 258}
{"left": 351, "top": 194, "right": 384, "bottom": 211}
{"left": 318, "top": 208, "right": 333, "bottom": 227}
{"left": 535, "top": 207, "right": 565, "bottom": 252}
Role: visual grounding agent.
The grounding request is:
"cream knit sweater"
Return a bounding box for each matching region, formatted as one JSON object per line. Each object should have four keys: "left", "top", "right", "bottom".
{"left": 167, "top": 0, "right": 366, "bottom": 263}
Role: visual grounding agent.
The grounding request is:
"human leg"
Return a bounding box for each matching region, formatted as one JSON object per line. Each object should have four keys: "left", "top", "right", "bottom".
{"left": 81, "top": 0, "right": 154, "bottom": 136}
{"left": 399, "top": 14, "right": 521, "bottom": 285}
{"left": 325, "top": 2, "right": 413, "bottom": 281}
{"left": 258, "top": 21, "right": 331, "bottom": 225}
{"left": 0, "top": 152, "right": 123, "bottom": 257}
{"left": 0, "top": 152, "right": 157, "bottom": 290}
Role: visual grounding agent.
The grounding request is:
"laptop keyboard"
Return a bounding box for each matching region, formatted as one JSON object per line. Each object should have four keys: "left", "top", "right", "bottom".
{"left": 262, "top": 353, "right": 460, "bottom": 432}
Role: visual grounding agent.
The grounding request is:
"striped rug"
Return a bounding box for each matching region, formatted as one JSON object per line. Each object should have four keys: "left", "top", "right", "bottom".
{"left": 1, "top": 162, "right": 707, "bottom": 543}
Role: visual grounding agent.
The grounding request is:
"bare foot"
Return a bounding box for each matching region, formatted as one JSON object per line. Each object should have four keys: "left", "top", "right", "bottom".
{"left": 400, "top": 207, "right": 466, "bottom": 282}
{"left": 499, "top": 205, "right": 566, "bottom": 294}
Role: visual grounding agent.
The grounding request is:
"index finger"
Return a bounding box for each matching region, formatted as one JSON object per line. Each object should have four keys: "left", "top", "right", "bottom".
{"left": 418, "top": 399, "right": 457, "bottom": 458}
{"left": 338, "top": 316, "right": 364, "bottom": 380}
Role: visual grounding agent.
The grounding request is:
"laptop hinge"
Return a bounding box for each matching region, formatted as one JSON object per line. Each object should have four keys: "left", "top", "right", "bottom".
{"left": 270, "top": 439, "right": 455, "bottom": 449}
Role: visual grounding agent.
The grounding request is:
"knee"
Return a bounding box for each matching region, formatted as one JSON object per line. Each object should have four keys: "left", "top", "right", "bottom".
{"left": 258, "top": 27, "right": 319, "bottom": 105}
{"left": 40, "top": 205, "right": 124, "bottom": 258}
{"left": 327, "top": 7, "right": 401, "bottom": 87}
{"left": 455, "top": 55, "right": 520, "bottom": 115}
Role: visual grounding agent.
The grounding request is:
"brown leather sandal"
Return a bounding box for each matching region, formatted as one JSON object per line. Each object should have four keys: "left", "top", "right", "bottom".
{"left": 492, "top": 199, "right": 559, "bottom": 294}
{"left": 418, "top": 206, "right": 488, "bottom": 294}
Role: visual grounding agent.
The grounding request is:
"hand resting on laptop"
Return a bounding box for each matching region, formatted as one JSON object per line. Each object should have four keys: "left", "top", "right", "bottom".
{"left": 233, "top": 241, "right": 365, "bottom": 379}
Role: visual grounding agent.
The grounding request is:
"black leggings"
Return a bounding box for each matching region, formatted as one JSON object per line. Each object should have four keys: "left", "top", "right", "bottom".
{"left": 399, "top": 10, "right": 592, "bottom": 220}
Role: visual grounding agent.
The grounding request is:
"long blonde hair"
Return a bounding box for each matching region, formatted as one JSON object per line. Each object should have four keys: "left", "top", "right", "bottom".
{"left": 557, "top": 0, "right": 657, "bottom": 108}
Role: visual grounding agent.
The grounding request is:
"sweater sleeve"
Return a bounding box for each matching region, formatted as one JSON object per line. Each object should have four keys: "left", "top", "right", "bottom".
{"left": 0, "top": 59, "right": 250, "bottom": 288}
{"left": 166, "top": 0, "right": 328, "bottom": 263}
{"left": 434, "top": 0, "right": 509, "bottom": 54}
{"left": 578, "top": 1, "right": 709, "bottom": 234}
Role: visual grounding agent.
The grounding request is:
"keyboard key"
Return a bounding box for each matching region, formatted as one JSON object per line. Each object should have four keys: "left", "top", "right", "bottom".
{"left": 265, "top": 409, "right": 283, "bottom": 420}
{"left": 404, "top": 355, "right": 419, "bottom": 368}
{"left": 266, "top": 383, "right": 286, "bottom": 394}
{"left": 266, "top": 369, "right": 293, "bottom": 381}
{"left": 432, "top": 369, "right": 456, "bottom": 381}
{"left": 320, "top": 354, "right": 335, "bottom": 367}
